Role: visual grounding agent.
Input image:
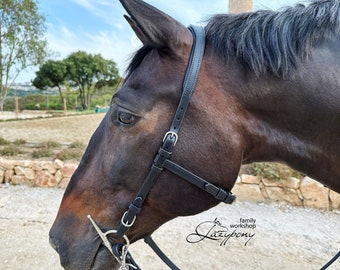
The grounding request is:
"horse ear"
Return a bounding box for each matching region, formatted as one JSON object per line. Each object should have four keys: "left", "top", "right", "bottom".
{"left": 123, "top": 15, "right": 148, "bottom": 44}
{"left": 120, "top": 0, "right": 190, "bottom": 50}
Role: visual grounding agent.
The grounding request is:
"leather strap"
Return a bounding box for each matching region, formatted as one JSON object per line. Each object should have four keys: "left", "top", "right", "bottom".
{"left": 170, "top": 25, "right": 206, "bottom": 133}
{"left": 164, "top": 159, "right": 236, "bottom": 204}
{"left": 116, "top": 25, "right": 208, "bottom": 238}
{"left": 144, "top": 236, "right": 180, "bottom": 270}
{"left": 115, "top": 26, "right": 236, "bottom": 269}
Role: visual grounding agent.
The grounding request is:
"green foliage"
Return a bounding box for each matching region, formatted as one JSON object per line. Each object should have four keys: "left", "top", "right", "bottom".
{"left": 68, "top": 141, "right": 85, "bottom": 149}
{"left": 0, "top": 137, "right": 85, "bottom": 160}
{"left": 3, "top": 89, "right": 116, "bottom": 112}
{"left": 65, "top": 51, "right": 120, "bottom": 109}
{"left": 13, "top": 139, "right": 26, "bottom": 145}
{"left": 0, "top": 0, "right": 48, "bottom": 110}
{"left": 32, "top": 60, "right": 68, "bottom": 101}
{"left": 31, "top": 148, "right": 54, "bottom": 158}
{"left": 0, "top": 145, "right": 23, "bottom": 156}
{"left": 0, "top": 137, "right": 10, "bottom": 145}
{"left": 55, "top": 148, "right": 84, "bottom": 161}
{"left": 38, "top": 141, "right": 61, "bottom": 149}
{"left": 32, "top": 51, "right": 121, "bottom": 110}
{"left": 246, "top": 162, "right": 305, "bottom": 181}
{"left": 30, "top": 140, "right": 60, "bottom": 158}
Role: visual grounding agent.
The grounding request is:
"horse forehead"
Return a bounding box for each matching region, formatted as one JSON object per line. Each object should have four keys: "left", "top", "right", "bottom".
{"left": 126, "top": 48, "right": 166, "bottom": 83}
{"left": 125, "top": 47, "right": 188, "bottom": 92}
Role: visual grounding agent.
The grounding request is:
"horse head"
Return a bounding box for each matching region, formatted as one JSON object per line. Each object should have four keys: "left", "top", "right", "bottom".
{"left": 49, "top": 0, "right": 340, "bottom": 268}
{"left": 49, "top": 0, "right": 243, "bottom": 269}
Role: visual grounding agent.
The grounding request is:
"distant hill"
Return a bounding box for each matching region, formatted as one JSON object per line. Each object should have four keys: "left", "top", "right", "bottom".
{"left": 7, "top": 88, "right": 57, "bottom": 97}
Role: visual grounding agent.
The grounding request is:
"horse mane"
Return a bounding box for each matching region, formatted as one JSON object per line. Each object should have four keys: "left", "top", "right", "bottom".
{"left": 205, "top": 0, "right": 340, "bottom": 77}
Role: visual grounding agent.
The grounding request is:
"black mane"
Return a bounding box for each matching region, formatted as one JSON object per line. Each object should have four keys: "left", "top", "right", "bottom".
{"left": 205, "top": 0, "right": 340, "bottom": 77}
{"left": 125, "top": 45, "right": 153, "bottom": 79}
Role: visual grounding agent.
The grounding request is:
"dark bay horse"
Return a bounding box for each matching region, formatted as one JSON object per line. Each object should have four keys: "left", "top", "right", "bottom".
{"left": 50, "top": 0, "right": 340, "bottom": 269}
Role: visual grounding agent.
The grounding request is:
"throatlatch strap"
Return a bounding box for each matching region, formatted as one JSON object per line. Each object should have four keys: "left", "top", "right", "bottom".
{"left": 164, "top": 159, "right": 236, "bottom": 204}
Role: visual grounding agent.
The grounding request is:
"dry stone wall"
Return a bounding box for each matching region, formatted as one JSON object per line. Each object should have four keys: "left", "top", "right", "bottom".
{"left": 1, "top": 158, "right": 339, "bottom": 210}
{"left": 232, "top": 175, "right": 340, "bottom": 210}
{"left": 0, "top": 158, "right": 77, "bottom": 189}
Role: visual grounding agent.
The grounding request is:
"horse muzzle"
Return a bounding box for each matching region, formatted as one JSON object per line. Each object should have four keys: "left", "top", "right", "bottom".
{"left": 49, "top": 216, "right": 120, "bottom": 270}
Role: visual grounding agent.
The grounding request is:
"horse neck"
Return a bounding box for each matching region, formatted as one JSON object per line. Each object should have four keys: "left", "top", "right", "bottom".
{"left": 219, "top": 58, "right": 340, "bottom": 190}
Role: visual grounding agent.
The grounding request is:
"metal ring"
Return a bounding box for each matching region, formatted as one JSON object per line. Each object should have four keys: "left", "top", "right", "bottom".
{"left": 87, "top": 215, "right": 131, "bottom": 263}
{"left": 163, "top": 131, "right": 178, "bottom": 145}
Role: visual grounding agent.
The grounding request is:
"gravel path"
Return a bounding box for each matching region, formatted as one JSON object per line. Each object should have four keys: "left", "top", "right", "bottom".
{"left": 0, "top": 184, "right": 339, "bottom": 270}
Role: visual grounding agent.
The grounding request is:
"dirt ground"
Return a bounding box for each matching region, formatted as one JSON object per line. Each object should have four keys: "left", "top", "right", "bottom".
{"left": 0, "top": 113, "right": 105, "bottom": 145}
{"left": 0, "top": 114, "right": 339, "bottom": 269}
{"left": 0, "top": 184, "right": 339, "bottom": 270}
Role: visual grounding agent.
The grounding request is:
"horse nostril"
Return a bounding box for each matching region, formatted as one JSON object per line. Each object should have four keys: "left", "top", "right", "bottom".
{"left": 49, "top": 236, "right": 59, "bottom": 252}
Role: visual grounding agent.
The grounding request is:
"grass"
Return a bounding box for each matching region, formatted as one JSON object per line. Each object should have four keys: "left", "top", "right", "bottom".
{"left": 13, "top": 139, "right": 27, "bottom": 145}
{"left": 54, "top": 141, "right": 85, "bottom": 161}
{"left": 31, "top": 148, "right": 54, "bottom": 158}
{"left": 0, "top": 137, "right": 86, "bottom": 161}
{"left": 0, "top": 137, "right": 10, "bottom": 145}
{"left": 243, "top": 162, "right": 305, "bottom": 181}
{"left": 68, "top": 141, "right": 85, "bottom": 149}
{"left": 0, "top": 135, "right": 305, "bottom": 179}
{"left": 0, "top": 145, "right": 23, "bottom": 156}
{"left": 55, "top": 148, "right": 84, "bottom": 161}
{"left": 38, "top": 141, "right": 61, "bottom": 149}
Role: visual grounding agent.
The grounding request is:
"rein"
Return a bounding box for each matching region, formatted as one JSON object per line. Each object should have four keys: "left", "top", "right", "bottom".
{"left": 88, "top": 25, "right": 235, "bottom": 270}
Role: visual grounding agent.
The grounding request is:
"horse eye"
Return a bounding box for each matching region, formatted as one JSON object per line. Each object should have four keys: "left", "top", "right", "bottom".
{"left": 118, "top": 111, "right": 135, "bottom": 125}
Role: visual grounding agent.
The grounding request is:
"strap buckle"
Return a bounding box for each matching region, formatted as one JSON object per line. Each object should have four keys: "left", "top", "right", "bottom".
{"left": 121, "top": 211, "right": 137, "bottom": 228}
{"left": 163, "top": 131, "right": 178, "bottom": 146}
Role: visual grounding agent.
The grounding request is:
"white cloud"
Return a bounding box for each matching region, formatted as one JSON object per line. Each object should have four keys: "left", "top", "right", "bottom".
{"left": 18, "top": 0, "right": 304, "bottom": 83}
{"left": 45, "top": 24, "right": 138, "bottom": 75}
{"left": 71, "top": 0, "right": 92, "bottom": 10}
{"left": 60, "top": 26, "right": 76, "bottom": 39}
{"left": 71, "top": 0, "right": 125, "bottom": 29}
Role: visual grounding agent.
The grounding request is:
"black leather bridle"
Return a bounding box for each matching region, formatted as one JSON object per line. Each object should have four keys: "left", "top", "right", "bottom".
{"left": 88, "top": 25, "right": 236, "bottom": 270}
{"left": 88, "top": 25, "right": 235, "bottom": 269}
{"left": 116, "top": 24, "right": 236, "bottom": 235}
{"left": 117, "top": 25, "right": 235, "bottom": 269}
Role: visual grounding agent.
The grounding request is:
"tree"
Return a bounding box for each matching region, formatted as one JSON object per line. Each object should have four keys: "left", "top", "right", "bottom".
{"left": 66, "top": 51, "right": 120, "bottom": 109}
{"left": 32, "top": 60, "right": 67, "bottom": 102}
{"left": 0, "top": 0, "right": 48, "bottom": 110}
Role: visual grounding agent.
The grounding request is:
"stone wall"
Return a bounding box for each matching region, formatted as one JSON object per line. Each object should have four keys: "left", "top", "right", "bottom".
{"left": 1, "top": 158, "right": 339, "bottom": 211}
{"left": 0, "top": 158, "right": 77, "bottom": 189}
{"left": 232, "top": 175, "right": 340, "bottom": 210}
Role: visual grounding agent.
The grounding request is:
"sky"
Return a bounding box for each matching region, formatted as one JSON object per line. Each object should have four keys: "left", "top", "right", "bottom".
{"left": 18, "top": 0, "right": 304, "bottom": 83}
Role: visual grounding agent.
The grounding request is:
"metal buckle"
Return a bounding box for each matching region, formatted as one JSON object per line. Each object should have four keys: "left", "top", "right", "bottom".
{"left": 121, "top": 211, "right": 136, "bottom": 228}
{"left": 163, "top": 131, "right": 178, "bottom": 146}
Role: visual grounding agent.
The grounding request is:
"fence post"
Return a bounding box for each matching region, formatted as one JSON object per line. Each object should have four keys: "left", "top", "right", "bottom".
{"left": 229, "top": 0, "right": 253, "bottom": 13}
{"left": 63, "top": 98, "right": 67, "bottom": 112}
{"left": 15, "top": 96, "right": 19, "bottom": 118}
